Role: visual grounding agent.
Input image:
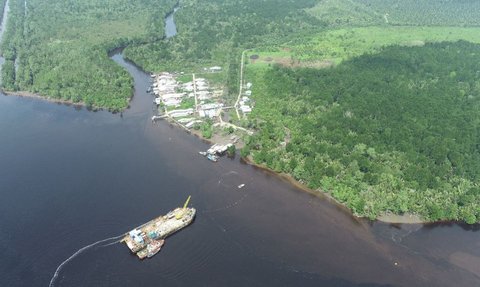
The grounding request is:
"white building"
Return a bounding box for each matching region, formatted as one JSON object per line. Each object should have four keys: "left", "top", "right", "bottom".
{"left": 164, "top": 99, "right": 182, "bottom": 106}
{"left": 162, "top": 93, "right": 185, "bottom": 100}
{"left": 240, "top": 105, "right": 252, "bottom": 113}
{"left": 199, "top": 109, "right": 218, "bottom": 118}
{"left": 197, "top": 91, "right": 211, "bottom": 100}
{"left": 169, "top": 109, "right": 194, "bottom": 118}
{"left": 185, "top": 120, "right": 203, "bottom": 128}
{"left": 201, "top": 103, "right": 223, "bottom": 110}
{"left": 209, "top": 66, "right": 222, "bottom": 72}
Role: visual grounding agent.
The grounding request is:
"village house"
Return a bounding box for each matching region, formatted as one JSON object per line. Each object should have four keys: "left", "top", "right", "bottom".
{"left": 209, "top": 66, "right": 222, "bottom": 72}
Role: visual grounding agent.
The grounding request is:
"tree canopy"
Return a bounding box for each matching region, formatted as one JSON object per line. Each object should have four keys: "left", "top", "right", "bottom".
{"left": 245, "top": 41, "right": 480, "bottom": 223}
{"left": 1, "top": 0, "right": 177, "bottom": 111}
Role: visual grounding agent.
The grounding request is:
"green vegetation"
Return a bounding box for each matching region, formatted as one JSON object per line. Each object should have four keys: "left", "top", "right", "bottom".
{"left": 307, "top": 0, "right": 480, "bottom": 27}
{"left": 124, "top": 0, "right": 322, "bottom": 101}
{"left": 226, "top": 144, "right": 236, "bottom": 157}
{"left": 359, "top": 0, "right": 480, "bottom": 26}
{"left": 247, "top": 26, "right": 480, "bottom": 67}
{"left": 239, "top": 1, "right": 480, "bottom": 223}
{"left": 176, "top": 74, "right": 193, "bottom": 84}
{"left": 200, "top": 121, "right": 213, "bottom": 139}
{"left": 178, "top": 97, "right": 195, "bottom": 109}
{"left": 197, "top": 71, "right": 227, "bottom": 87}
{"left": 306, "top": 0, "right": 382, "bottom": 27}
{"left": 1, "top": 0, "right": 320, "bottom": 109}
{"left": 3, "top": 0, "right": 480, "bottom": 224}
{"left": 244, "top": 41, "right": 480, "bottom": 223}
{"left": 1, "top": 0, "right": 177, "bottom": 111}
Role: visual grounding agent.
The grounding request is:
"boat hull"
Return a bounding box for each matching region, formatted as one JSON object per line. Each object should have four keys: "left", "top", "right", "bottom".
{"left": 123, "top": 207, "right": 196, "bottom": 259}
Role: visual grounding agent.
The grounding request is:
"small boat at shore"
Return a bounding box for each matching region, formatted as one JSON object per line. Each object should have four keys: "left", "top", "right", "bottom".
{"left": 207, "top": 153, "right": 218, "bottom": 162}
{"left": 198, "top": 151, "right": 207, "bottom": 156}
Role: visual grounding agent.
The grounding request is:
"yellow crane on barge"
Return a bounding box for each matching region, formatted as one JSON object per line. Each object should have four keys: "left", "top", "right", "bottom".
{"left": 175, "top": 195, "right": 191, "bottom": 219}
{"left": 121, "top": 196, "right": 196, "bottom": 259}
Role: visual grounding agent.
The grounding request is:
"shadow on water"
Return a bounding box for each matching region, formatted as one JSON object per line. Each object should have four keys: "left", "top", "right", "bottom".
{"left": 419, "top": 221, "right": 480, "bottom": 232}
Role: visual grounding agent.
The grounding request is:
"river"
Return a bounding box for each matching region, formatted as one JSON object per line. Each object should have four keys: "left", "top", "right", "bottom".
{"left": 1, "top": 3, "right": 479, "bottom": 287}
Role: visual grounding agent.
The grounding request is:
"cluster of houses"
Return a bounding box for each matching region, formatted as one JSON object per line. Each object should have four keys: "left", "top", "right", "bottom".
{"left": 239, "top": 82, "right": 253, "bottom": 114}
{"left": 150, "top": 70, "right": 226, "bottom": 129}
{"left": 149, "top": 68, "right": 254, "bottom": 164}
{"left": 152, "top": 73, "right": 185, "bottom": 107}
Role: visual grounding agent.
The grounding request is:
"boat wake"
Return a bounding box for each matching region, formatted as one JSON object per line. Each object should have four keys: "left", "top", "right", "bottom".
{"left": 202, "top": 192, "right": 249, "bottom": 214}
{"left": 216, "top": 170, "right": 239, "bottom": 188}
{"left": 199, "top": 171, "right": 251, "bottom": 213}
{"left": 48, "top": 234, "right": 123, "bottom": 287}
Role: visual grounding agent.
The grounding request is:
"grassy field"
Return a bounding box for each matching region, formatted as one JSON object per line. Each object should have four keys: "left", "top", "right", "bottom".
{"left": 195, "top": 71, "right": 227, "bottom": 87}
{"left": 305, "top": 0, "right": 383, "bottom": 27}
{"left": 247, "top": 26, "right": 480, "bottom": 68}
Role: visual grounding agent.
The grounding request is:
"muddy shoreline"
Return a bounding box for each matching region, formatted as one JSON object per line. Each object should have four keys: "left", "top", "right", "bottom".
{"left": 239, "top": 155, "right": 426, "bottom": 224}
{"left": 2, "top": 90, "right": 89, "bottom": 108}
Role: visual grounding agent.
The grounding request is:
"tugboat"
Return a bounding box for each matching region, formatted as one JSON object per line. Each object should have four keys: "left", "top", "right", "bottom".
{"left": 147, "top": 239, "right": 165, "bottom": 258}
{"left": 136, "top": 239, "right": 165, "bottom": 259}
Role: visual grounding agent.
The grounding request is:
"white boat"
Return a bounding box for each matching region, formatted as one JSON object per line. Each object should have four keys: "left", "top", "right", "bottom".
{"left": 207, "top": 154, "right": 218, "bottom": 162}
{"left": 238, "top": 184, "right": 245, "bottom": 189}
{"left": 198, "top": 151, "right": 207, "bottom": 156}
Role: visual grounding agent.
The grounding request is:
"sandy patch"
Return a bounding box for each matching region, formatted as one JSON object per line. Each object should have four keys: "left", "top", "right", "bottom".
{"left": 377, "top": 213, "right": 424, "bottom": 224}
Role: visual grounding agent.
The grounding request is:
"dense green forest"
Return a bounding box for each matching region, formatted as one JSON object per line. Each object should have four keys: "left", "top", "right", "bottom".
{"left": 1, "top": 0, "right": 322, "bottom": 110}
{"left": 1, "top": 0, "right": 176, "bottom": 111}
{"left": 124, "top": 0, "right": 322, "bottom": 99}
{"left": 244, "top": 41, "right": 480, "bottom": 223}
{"left": 308, "top": 0, "right": 480, "bottom": 27}
{"left": 3, "top": 0, "right": 480, "bottom": 223}
{"left": 0, "top": 0, "right": 6, "bottom": 22}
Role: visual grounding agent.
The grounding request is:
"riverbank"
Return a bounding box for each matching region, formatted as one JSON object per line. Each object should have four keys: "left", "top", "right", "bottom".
{"left": 240, "top": 155, "right": 428, "bottom": 224}
{"left": 0, "top": 0, "right": 182, "bottom": 113}
{"left": 2, "top": 40, "right": 480, "bottom": 287}
{"left": 159, "top": 115, "right": 245, "bottom": 150}
{"left": 155, "top": 85, "right": 427, "bottom": 224}
{"left": 2, "top": 90, "right": 89, "bottom": 109}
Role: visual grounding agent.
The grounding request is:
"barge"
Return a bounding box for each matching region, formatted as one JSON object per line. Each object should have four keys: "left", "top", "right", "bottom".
{"left": 122, "top": 196, "right": 195, "bottom": 259}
